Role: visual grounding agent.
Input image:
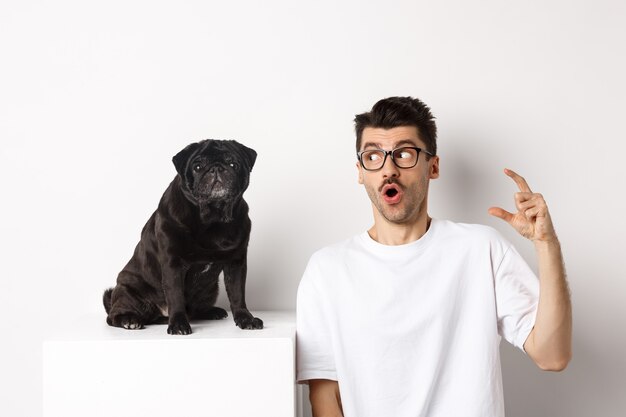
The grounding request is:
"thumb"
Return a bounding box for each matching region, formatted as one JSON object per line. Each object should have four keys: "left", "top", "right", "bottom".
{"left": 488, "top": 207, "right": 514, "bottom": 223}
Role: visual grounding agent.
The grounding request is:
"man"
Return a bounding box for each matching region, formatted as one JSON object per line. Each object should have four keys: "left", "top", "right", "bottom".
{"left": 295, "top": 96, "right": 572, "bottom": 417}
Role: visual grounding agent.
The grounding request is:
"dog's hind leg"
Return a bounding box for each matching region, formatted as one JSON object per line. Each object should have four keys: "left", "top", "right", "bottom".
{"left": 106, "top": 284, "right": 159, "bottom": 330}
{"left": 190, "top": 306, "right": 228, "bottom": 320}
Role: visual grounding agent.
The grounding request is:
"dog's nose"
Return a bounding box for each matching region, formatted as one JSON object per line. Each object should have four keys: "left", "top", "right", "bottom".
{"left": 209, "top": 165, "right": 225, "bottom": 174}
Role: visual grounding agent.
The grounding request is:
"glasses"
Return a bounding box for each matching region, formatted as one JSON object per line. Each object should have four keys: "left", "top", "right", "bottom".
{"left": 357, "top": 146, "right": 435, "bottom": 171}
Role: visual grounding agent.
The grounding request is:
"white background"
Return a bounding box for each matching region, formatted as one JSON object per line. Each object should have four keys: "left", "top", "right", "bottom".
{"left": 1, "top": 1, "right": 625, "bottom": 416}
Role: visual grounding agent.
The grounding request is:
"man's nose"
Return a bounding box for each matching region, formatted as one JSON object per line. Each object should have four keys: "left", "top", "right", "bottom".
{"left": 381, "top": 154, "right": 399, "bottom": 178}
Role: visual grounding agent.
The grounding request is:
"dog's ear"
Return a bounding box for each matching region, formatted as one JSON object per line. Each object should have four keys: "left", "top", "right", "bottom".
{"left": 236, "top": 142, "right": 257, "bottom": 172}
{"left": 172, "top": 142, "right": 202, "bottom": 176}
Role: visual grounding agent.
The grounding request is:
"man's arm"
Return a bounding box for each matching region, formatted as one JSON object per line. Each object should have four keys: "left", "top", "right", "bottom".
{"left": 523, "top": 238, "right": 572, "bottom": 370}
{"left": 489, "top": 168, "right": 572, "bottom": 371}
{"left": 309, "top": 379, "right": 343, "bottom": 417}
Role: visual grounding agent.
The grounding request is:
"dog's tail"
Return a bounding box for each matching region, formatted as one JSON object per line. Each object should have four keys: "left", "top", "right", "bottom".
{"left": 103, "top": 288, "right": 114, "bottom": 315}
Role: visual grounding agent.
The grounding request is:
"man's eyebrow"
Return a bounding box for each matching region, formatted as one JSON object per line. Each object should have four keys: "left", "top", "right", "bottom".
{"left": 361, "top": 139, "right": 418, "bottom": 150}
{"left": 362, "top": 142, "right": 382, "bottom": 150}
{"left": 394, "top": 139, "right": 419, "bottom": 147}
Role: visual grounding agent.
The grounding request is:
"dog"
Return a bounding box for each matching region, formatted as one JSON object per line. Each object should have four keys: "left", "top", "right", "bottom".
{"left": 103, "top": 139, "right": 263, "bottom": 334}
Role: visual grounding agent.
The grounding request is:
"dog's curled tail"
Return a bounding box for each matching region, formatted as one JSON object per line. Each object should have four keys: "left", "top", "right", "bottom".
{"left": 103, "top": 288, "right": 114, "bottom": 314}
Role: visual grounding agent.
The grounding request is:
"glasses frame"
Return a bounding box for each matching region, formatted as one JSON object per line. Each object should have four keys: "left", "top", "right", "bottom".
{"left": 357, "top": 146, "right": 435, "bottom": 171}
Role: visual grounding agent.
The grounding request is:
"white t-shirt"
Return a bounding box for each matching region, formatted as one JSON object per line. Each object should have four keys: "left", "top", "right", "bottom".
{"left": 296, "top": 219, "right": 539, "bottom": 417}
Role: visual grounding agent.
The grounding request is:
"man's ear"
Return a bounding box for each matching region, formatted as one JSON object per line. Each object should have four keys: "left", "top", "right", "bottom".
{"left": 357, "top": 161, "right": 364, "bottom": 184}
{"left": 430, "top": 155, "right": 440, "bottom": 179}
{"left": 172, "top": 142, "right": 202, "bottom": 176}
{"left": 236, "top": 142, "right": 257, "bottom": 172}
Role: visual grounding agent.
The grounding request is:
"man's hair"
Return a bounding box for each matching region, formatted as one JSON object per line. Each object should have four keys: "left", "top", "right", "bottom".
{"left": 354, "top": 96, "right": 437, "bottom": 155}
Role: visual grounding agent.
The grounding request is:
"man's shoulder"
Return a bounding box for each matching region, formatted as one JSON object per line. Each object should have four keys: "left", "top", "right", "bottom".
{"left": 308, "top": 233, "right": 362, "bottom": 265}
{"left": 299, "top": 235, "right": 361, "bottom": 293}
{"left": 435, "top": 218, "right": 508, "bottom": 243}
{"left": 432, "top": 219, "right": 514, "bottom": 257}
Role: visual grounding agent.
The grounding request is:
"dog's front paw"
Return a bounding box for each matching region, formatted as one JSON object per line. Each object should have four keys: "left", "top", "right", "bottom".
{"left": 234, "top": 311, "right": 263, "bottom": 330}
{"left": 167, "top": 313, "right": 192, "bottom": 335}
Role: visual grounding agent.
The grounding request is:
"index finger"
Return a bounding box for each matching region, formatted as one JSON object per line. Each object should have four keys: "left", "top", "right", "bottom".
{"left": 504, "top": 168, "right": 533, "bottom": 193}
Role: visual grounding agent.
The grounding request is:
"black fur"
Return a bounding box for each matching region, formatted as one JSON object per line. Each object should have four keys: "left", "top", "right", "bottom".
{"left": 103, "top": 139, "right": 263, "bottom": 334}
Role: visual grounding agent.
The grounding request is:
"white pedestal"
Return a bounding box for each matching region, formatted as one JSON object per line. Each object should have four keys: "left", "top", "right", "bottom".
{"left": 43, "top": 311, "right": 296, "bottom": 417}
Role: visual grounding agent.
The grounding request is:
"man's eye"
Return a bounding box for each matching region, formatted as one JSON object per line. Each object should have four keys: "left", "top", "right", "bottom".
{"left": 395, "top": 148, "right": 416, "bottom": 159}
{"left": 367, "top": 153, "right": 381, "bottom": 161}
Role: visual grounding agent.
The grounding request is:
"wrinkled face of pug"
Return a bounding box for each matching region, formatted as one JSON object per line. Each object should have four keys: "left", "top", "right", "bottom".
{"left": 173, "top": 139, "right": 257, "bottom": 205}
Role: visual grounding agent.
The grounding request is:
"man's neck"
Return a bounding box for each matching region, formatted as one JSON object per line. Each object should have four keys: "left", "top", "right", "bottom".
{"left": 367, "top": 213, "right": 432, "bottom": 246}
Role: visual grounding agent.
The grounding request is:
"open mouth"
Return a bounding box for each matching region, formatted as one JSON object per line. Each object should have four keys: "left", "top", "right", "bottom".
{"left": 385, "top": 188, "right": 398, "bottom": 198}
{"left": 381, "top": 183, "right": 402, "bottom": 204}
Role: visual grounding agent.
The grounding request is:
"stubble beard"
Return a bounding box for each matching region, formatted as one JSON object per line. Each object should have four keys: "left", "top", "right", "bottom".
{"left": 365, "top": 177, "right": 429, "bottom": 225}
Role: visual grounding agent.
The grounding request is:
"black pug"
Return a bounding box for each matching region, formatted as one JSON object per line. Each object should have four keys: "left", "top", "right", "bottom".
{"left": 103, "top": 139, "right": 263, "bottom": 335}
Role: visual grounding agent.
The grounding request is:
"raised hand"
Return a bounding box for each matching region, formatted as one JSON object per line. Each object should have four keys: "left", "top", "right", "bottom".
{"left": 488, "top": 168, "right": 557, "bottom": 242}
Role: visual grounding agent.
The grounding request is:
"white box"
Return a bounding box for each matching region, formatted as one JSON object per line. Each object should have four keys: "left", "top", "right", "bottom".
{"left": 43, "top": 311, "right": 296, "bottom": 417}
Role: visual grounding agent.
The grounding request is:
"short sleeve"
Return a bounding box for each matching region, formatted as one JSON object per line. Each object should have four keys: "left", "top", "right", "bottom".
{"left": 296, "top": 256, "right": 337, "bottom": 384}
{"left": 494, "top": 244, "right": 540, "bottom": 353}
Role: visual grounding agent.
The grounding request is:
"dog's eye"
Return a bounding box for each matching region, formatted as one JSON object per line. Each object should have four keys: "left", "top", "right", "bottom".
{"left": 193, "top": 164, "right": 202, "bottom": 172}
{"left": 229, "top": 163, "right": 238, "bottom": 169}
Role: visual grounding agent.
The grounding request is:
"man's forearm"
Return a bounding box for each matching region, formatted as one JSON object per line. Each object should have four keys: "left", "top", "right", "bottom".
{"left": 525, "top": 238, "right": 572, "bottom": 370}
{"left": 309, "top": 379, "right": 344, "bottom": 417}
